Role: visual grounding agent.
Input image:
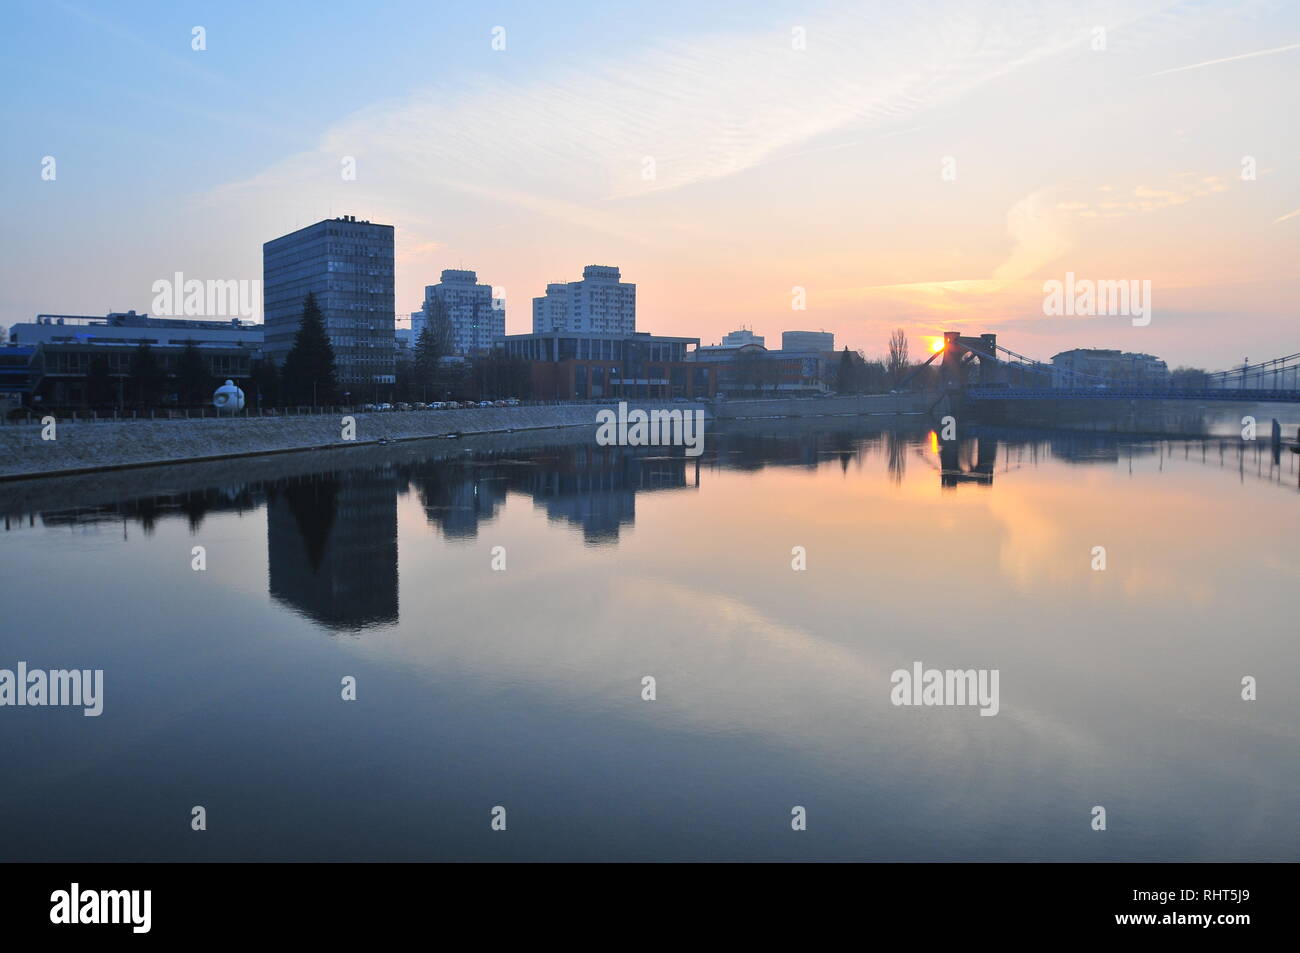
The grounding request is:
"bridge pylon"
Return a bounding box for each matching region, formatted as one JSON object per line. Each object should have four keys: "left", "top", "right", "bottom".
{"left": 940, "top": 331, "right": 1003, "bottom": 390}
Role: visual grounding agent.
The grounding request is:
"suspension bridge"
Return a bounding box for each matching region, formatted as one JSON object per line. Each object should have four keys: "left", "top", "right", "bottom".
{"left": 900, "top": 331, "right": 1300, "bottom": 403}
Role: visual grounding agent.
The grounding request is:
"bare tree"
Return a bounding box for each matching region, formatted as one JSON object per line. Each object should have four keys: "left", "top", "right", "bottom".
{"left": 414, "top": 297, "right": 456, "bottom": 398}
{"left": 886, "top": 328, "right": 910, "bottom": 387}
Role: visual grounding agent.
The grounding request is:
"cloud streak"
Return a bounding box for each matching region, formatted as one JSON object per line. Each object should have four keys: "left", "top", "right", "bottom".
{"left": 1149, "top": 40, "right": 1300, "bottom": 76}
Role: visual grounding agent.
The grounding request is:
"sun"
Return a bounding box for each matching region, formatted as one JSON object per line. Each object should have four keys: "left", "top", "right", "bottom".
{"left": 930, "top": 338, "right": 945, "bottom": 353}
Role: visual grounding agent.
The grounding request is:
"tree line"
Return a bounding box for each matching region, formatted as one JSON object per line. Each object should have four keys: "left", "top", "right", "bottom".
{"left": 71, "top": 292, "right": 533, "bottom": 410}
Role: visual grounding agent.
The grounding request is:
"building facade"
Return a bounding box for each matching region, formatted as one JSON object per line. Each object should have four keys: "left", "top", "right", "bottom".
{"left": 721, "top": 329, "right": 765, "bottom": 348}
{"left": 689, "top": 342, "right": 832, "bottom": 396}
{"left": 496, "top": 331, "right": 712, "bottom": 400}
{"left": 414, "top": 269, "right": 503, "bottom": 355}
{"left": 532, "top": 265, "right": 636, "bottom": 334}
{"left": 263, "top": 215, "right": 395, "bottom": 391}
{"left": 1050, "top": 349, "right": 1169, "bottom": 387}
{"left": 8, "top": 312, "right": 262, "bottom": 406}
{"left": 782, "top": 330, "right": 834, "bottom": 352}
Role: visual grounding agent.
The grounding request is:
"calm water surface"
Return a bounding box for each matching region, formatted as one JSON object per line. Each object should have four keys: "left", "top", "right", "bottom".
{"left": 1, "top": 416, "right": 1297, "bottom": 861}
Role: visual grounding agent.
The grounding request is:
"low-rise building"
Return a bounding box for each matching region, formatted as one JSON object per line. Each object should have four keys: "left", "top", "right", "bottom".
{"left": 781, "top": 330, "right": 834, "bottom": 352}
{"left": 8, "top": 311, "right": 263, "bottom": 406}
{"left": 495, "top": 331, "right": 712, "bottom": 400}
{"left": 689, "top": 342, "right": 833, "bottom": 396}
{"left": 1050, "top": 348, "right": 1169, "bottom": 388}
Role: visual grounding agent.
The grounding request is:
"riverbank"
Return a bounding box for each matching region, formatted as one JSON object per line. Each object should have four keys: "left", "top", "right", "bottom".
{"left": 0, "top": 393, "right": 933, "bottom": 479}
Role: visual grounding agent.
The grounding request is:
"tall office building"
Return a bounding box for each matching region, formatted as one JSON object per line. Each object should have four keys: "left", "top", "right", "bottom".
{"left": 532, "top": 265, "right": 635, "bottom": 334}
{"left": 413, "top": 269, "right": 503, "bottom": 356}
{"left": 266, "top": 470, "right": 399, "bottom": 630}
{"left": 263, "top": 215, "right": 395, "bottom": 391}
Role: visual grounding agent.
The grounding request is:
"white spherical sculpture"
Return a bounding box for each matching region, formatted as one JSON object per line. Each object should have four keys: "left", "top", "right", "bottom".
{"left": 213, "top": 379, "right": 246, "bottom": 412}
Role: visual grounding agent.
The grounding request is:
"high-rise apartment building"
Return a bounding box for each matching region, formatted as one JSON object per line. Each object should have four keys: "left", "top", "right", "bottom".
{"left": 263, "top": 215, "right": 395, "bottom": 390}
{"left": 532, "top": 265, "right": 635, "bottom": 334}
{"left": 413, "top": 269, "right": 503, "bottom": 355}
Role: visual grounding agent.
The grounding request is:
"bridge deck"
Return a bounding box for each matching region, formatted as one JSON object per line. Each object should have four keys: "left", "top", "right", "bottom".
{"left": 964, "top": 388, "right": 1300, "bottom": 403}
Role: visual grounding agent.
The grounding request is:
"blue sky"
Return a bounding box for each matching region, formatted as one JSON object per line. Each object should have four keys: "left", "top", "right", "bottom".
{"left": 3, "top": 0, "right": 1298, "bottom": 367}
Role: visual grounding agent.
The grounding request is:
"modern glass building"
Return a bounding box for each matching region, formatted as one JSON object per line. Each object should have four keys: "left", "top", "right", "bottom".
{"left": 263, "top": 215, "right": 395, "bottom": 392}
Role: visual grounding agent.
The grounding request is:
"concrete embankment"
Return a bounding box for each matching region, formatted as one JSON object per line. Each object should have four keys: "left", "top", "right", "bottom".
{"left": 0, "top": 393, "right": 933, "bottom": 480}
{"left": 713, "top": 393, "right": 931, "bottom": 419}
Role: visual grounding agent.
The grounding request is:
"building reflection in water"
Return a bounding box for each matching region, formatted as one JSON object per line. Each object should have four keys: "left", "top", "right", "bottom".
{"left": 265, "top": 467, "right": 400, "bottom": 631}
{"left": 12, "top": 413, "right": 1296, "bottom": 634}
{"left": 408, "top": 446, "right": 697, "bottom": 544}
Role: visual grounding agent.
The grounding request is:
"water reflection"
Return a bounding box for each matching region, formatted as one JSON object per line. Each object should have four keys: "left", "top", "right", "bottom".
{"left": 2, "top": 418, "right": 1296, "bottom": 636}
{"left": 1, "top": 413, "right": 1297, "bottom": 861}
{"left": 267, "top": 470, "right": 400, "bottom": 630}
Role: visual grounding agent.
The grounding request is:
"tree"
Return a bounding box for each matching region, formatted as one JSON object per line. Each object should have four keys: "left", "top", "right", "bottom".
{"left": 281, "top": 292, "right": 338, "bottom": 406}
{"left": 414, "top": 313, "right": 453, "bottom": 399}
{"left": 886, "top": 328, "right": 911, "bottom": 387}
{"left": 836, "top": 347, "right": 859, "bottom": 394}
{"left": 394, "top": 356, "right": 416, "bottom": 403}
{"left": 734, "top": 348, "right": 768, "bottom": 395}
{"left": 470, "top": 352, "right": 531, "bottom": 400}
{"left": 420, "top": 297, "right": 456, "bottom": 356}
{"left": 1171, "top": 366, "right": 1209, "bottom": 388}
{"left": 129, "top": 343, "right": 167, "bottom": 407}
{"left": 86, "top": 355, "right": 116, "bottom": 408}
{"left": 249, "top": 358, "right": 281, "bottom": 408}
{"left": 175, "top": 340, "right": 214, "bottom": 407}
{"left": 861, "top": 358, "right": 888, "bottom": 393}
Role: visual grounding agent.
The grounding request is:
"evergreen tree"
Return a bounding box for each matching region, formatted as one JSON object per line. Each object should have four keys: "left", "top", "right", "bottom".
{"left": 282, "top": 292, "right": 338, "bottom": 406}
{"left": 412, "top": 326, "right": 441, "bottom": 399}
{"left": 175, "top": 339, "right": 214, "bottom": 406}
{"left": 837, "top": 347, "right": 857, "bottom": 394}
{"left": 86, "top": 355, "right": 116, "bottom": 408}
{"left": 394, "top": 356, "right": 416, "bottom": 403}
{"left": 250, "top": 358, "right": 281, "bottom": 408}
{"left": 129, "top": 343, "right": 167, "bottom": 407}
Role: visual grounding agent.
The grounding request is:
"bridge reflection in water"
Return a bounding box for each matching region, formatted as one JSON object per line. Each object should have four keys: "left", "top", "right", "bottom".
{"left": 5, "top": 411, "right": 1296, "bottom": 633}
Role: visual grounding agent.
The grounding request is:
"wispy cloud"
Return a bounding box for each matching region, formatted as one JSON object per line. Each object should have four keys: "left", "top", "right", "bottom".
{"left": 213, "top": 0, "right": 1187, "bottom": 215}
{"left": 1149, "top": 41, "right": 1300, "bottom": 76}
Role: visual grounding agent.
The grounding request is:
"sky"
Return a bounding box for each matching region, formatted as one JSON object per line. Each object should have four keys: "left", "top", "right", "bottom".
{"left": 1, "top": 0, "right": 1297, "bottom": 369}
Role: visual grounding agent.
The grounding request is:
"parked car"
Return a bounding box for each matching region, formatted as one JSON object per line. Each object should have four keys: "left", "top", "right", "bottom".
{"left": 505, "top": 398, "right": 521, "bottom": 407}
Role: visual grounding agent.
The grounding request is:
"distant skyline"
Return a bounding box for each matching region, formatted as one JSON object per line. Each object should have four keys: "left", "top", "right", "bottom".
{"left": 2, "top": 0, "right": 1298, "bottom": 368}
